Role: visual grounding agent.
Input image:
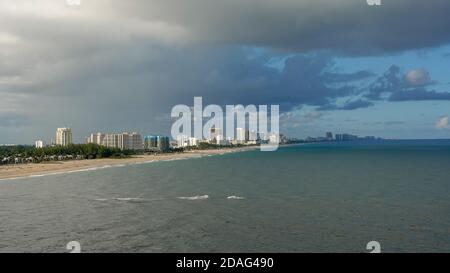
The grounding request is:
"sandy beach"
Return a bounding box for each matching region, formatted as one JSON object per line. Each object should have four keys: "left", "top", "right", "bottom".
{"left": 0, "top": 147, "right": 258, "bottom": 180}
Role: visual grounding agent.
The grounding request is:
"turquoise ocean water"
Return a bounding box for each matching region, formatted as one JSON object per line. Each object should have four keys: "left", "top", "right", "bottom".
{"left": 0, "top": 140, "right": 449, "bottom": 252}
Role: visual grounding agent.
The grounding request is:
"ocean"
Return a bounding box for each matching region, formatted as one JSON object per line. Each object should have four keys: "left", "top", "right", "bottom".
{"left": 1, "top": 140, "right": 449, "bottom": 252}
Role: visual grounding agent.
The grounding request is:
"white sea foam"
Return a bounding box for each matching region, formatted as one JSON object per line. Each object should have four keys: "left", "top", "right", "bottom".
{"left": 116, "top": 198, "right": 144, "bottom": 201}
{"left": 93, "top": 197, "right": 168, "bottom": 202}
{"left": 164, "top": 158, "right": 189, "bottom": 162}
{"left": 27, "top": 174, "right": 46, "bottom": 178}
{"left": 177, "top": 195, "right": 209, "bottom": 200}
{"left": 0, "top": 177, "right": 22, "bottom": 181}
{"left": 227, "top": 196, "right": 245, "bottom": 200}
{"left": 67, "top": 167, "right": 107, "bottom": 174}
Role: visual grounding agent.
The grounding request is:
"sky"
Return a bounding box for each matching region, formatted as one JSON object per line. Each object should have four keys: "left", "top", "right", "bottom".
{"left": 1, "top": 0, "right": 450, "bottom": 144}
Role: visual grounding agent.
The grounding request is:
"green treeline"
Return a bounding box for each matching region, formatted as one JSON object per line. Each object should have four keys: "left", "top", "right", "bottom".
{"left": 0, "top": 144, "right": 137, "bottom": 164}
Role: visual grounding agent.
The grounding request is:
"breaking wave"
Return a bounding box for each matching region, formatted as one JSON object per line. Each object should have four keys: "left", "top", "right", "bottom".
{"left": 227, "top": 196, "right": 245, "bottom": 200}
{"left": 177, "top": 195, "right": 209, "bottom": 200}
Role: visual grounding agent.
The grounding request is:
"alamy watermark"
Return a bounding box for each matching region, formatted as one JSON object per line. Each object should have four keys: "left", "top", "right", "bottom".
{"left": 66, "top": 241, "right": 81, "bottom": 253}
{"left": 366, "top": 241, "right": 381, "bottom": 253}
{"left": 171, "top": 97, "right": 280, "bottom": 151}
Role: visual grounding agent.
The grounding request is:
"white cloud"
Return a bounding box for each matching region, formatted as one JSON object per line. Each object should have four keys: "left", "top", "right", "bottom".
{"left": 435, "top": 116, "right": 449, "bottom": 129}
{"left": 404, "top": 69, "right": 432, "bottom": 87}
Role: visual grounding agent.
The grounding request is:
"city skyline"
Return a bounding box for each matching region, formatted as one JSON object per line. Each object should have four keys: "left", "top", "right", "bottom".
{"left": 1, "top": 1, "right": 450, "bottom": 144}
{"left": 1, "top": 122, "right": 384, "bottom": 147}
{"left": 0, "top": 121, "right": 436, "bottom": 146}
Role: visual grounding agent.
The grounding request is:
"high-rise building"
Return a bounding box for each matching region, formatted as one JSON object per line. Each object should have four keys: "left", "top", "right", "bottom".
{"left": 87, "top": 132, "right": 143, "bottom": 150}
{"left": 145, "top": 135, "right": 170, "bottom": 151}
{"left": 335, "top": 133, "right": 358, "bottom": 141}
{"left": 104, "top": 133, "right": 121, "bottom": 148}
{"left": 55, "top": 128, "right": 72, "bottom": 146}
{"left": 188, "top": 137, "right": 199, "bottom": 147}
{"left": 208, "top": 126, "right": 222, "bottom": 143}
{"left": 326, "top": 132, "right": 333, "bottom": 141}
{"left": 216, "top": 134, "right": 228, "bottom": 145}
{"left": 144, "top": 135, "right": 158, "bottom": 150}
{"left": 86, "top": 133, "right": 106, "bottom": 145}
{"left": 156, "top": 136, "right": 170, "bottom": 151}
{"left": 123, "top": 132, "right": 143, "bottom": 150}
{"left": 236, "top": 127, "right": 245, "bottom": 143}
{"left": 35, "top": 140, "right": 44, "bottom": 148}
{"left": 177, "top": 135, "right": 189, "bottom": 147}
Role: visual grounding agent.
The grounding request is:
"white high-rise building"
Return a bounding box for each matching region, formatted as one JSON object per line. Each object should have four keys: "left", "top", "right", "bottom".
{"left": 208, "top": 127, "right": 222, "bottom": 143}
{"left": 86, "top": 133, "right": 106, "bottom": 145}
{"left": 122, "top": 132, "right": 143, "bottom": 150}
{"left": 87, "top": 132, "right": 143, "bottom": 150}
{"left": 236, "top": 127, "right": 245, "bottom": 143}
{"left": 177, "top": 135, "right": 189, "bottom": 147}
{"left": 216, "top": 135, "right": 228, "bottom": 145}
{"left": 55, "top": 128, "right": 72, "bottom": 146}
{"left": 35, "top": 140, "right": 44, "bottom": 148}
{"left": 188, "top": 137, "right": 199, "bottom": 147}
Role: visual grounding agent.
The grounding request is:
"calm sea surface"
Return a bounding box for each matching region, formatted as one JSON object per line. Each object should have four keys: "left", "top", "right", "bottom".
{"left": 1, "top": 140, "right": 449, "bottom": 252}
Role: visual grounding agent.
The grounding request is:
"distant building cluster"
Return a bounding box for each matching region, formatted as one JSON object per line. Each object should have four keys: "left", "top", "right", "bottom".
{"left": 30, "top": 128, "right": 171, "bottom": 152}
{"left": 290, "top": 132, "right": 380, "bottom": 144}
{"left": 27, "top": 127, "right": 380, "bottom": 152}
{"left": 335, "top": 133, "right": 359, "bottom": 141}
{"left": 175, "top": 127, "right": 277, "bottom": 148}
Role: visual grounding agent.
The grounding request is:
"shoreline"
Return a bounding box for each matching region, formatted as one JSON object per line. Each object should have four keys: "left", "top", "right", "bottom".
{"left": 0, "top": 146, "right": 258, "bottom": 181}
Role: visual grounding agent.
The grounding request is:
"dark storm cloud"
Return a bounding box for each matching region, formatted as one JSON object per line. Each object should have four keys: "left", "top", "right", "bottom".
{"left": 107, "top": 0, "right": 450, "bottom": 55}
{"left": 0, "top": 39, "right": 374, "bottom": 142}
{"left": 366, "top": 65, "right": 403, "bottom": 100}
{"left": 97, "top": 48, "right": 371, "bottom": 111}
{"left": 365, "top": 66, "right": 450, "bottom": 103}
{"left": 274, "top": 54, "right": 365, "bottom": 107}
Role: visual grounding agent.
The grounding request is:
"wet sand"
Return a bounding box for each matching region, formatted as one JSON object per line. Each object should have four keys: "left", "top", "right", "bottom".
{"left": 0, "top": 147, "right": 258, "bottom": 180}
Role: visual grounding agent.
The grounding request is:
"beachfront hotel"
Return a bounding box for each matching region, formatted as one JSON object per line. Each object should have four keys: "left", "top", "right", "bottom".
{"left": 55, "top": 128, "right": 72, "bottom": 147}
{"left": 86, "top": 132, "right": 144, "bottom": 150}
{"left": 144, "top": 135, "right": 170, "bottom": 151}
